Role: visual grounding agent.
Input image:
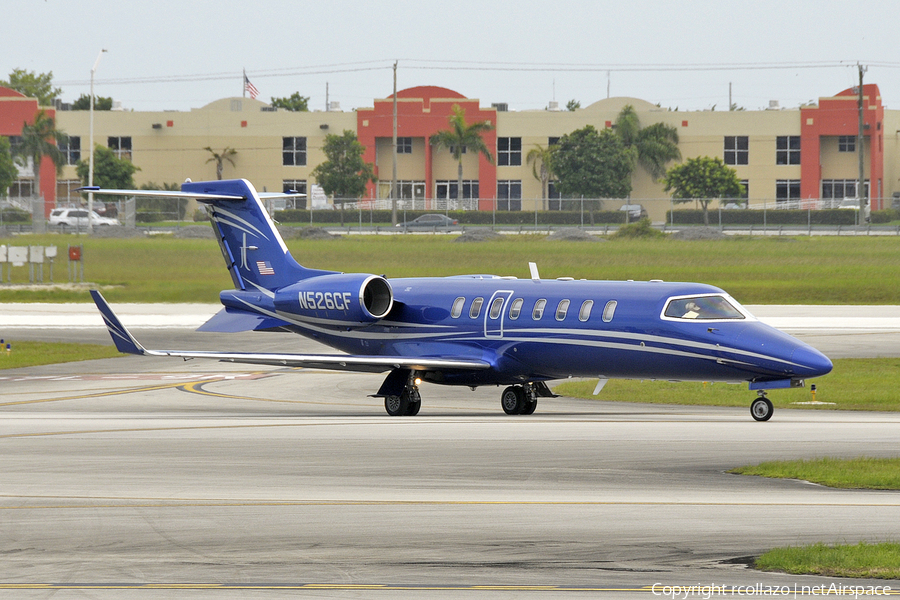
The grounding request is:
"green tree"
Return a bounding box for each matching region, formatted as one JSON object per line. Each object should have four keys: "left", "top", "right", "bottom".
{"left": 0, "top": 137, "right": 17, "bottom": 198}
{"left": 76, "top": 145, "right": 139, "bottom": 191}
{"left": 552, "top": 125, "right": 634, "bottom": 202}
{"left": 663, "top": 155, "right": 744, "bottom": 225}
{"left": 565, "top": 99, "right": 581, "bottom": 111}
{"left": 270, "top": 93, "right": 310, "bottom": 112}
{"left": 71, "top": 94, "right": 113, "bottom": 111}
{"left": 14, "top": 110, "right": 65, "bottom": 201}
{"left": 1, "top": 69, "right": 61, "bottom": 106}
{"left": 310, "top": 130, "right": 375, "bottom": 226}
{"left": 429, "top": 104, "right": 494, "bottom": 206}
{"left": 526, "top": 144, "right": 555, "bottom": 208}
{"left": 204, "top": 147, "right": 237, "bottom": 180}
{"left": 614, "top": 105, "right": 681, "bottom": 180}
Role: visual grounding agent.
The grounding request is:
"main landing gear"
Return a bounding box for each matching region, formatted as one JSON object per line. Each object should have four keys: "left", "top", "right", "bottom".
{"left": 501, "top": 384, "right": 538, "bottom": 415}
{"left": 750, "top": 391, "right": 774, "bottom": 422}
{"left": 384, "top": 382, "right": 421, "bottom": 416}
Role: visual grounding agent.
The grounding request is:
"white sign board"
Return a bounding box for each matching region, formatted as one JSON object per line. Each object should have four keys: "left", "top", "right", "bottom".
{"left": 310, "top": 184, "right": 329, "bottom": 210}
{"left": 7, "top": 246, "right": 27, "bottom": 267}
{"left": 29, "top": 246, "right": 45, "bottom": 263}
{"left": 0, "top": 245, "right": 6, "bottom": 262}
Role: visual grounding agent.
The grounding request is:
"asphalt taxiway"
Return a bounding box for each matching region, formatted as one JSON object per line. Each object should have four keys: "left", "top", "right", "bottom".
{"left": 1, "top": 305, "right": 899, "bottom": 598}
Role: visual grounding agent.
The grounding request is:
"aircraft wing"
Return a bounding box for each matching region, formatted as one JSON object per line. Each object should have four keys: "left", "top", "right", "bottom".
{"left": 91, "top": 290, "right": 490, "bottom": 374}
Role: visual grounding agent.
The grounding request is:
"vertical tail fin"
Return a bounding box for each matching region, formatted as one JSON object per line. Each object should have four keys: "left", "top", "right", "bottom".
{"left": 185, "top": 179, "right": 333, "bottom": 292}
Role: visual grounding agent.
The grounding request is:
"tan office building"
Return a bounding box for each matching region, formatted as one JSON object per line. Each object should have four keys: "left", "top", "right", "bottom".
{"left": 3, "top": 82, "right": 895, "bottom": 222}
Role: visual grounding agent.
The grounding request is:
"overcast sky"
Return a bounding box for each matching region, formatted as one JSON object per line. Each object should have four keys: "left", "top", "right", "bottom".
{"left": 8, "top": 0, "right": 899, "bottom": 113}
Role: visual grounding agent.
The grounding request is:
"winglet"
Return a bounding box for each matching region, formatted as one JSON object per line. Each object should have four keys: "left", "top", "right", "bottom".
{"left": 90, "top": 290, "right": 147, "bottom": 355}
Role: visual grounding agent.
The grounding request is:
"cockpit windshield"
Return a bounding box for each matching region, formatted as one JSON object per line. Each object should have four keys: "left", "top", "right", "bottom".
{"left": 663, "top": 295, "right": 746, "bottom": 321}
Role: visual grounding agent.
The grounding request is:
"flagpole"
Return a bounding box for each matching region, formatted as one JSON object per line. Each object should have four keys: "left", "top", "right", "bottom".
{"left": 242, "top": 69, "right": 246, "bottom": 98}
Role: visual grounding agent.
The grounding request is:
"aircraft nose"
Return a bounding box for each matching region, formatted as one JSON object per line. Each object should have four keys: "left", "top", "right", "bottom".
{"left": 791, "top": 345, "right": 833, "bottom": 378}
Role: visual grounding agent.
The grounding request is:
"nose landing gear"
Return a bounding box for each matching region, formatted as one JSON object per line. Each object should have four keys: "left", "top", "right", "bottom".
{"left": 750, "top": 392, "right": 774, "bottom": 422}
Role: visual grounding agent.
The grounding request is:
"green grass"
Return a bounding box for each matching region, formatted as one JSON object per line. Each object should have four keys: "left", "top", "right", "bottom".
{"left": 2, "top": 234, "right": 900, "bottom": 303}
{"left": 730, "top": 457, "right": 900, "bottom": 489}
{"left": 553, "top": 358, "right": 900, "bottom": 412}
{"left": 0, "top": 341, "right": 123, "bottom": 370}
{"left": 756, "top": 542, "right": 900, "bottom": 579}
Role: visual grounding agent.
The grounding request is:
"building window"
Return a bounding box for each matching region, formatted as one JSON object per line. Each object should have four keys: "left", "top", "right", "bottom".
{"left": 838, "top": 136, "right": 856, "bottom": 152}
{"left": 397, "top": 137, "right": 412, "bottom": 154}
{"left": 821, "top": 179, "right": 868, "bottom": 202}
{"left": 724, "top": 136, "right": 748, "bottom": 165}
{"left": 497, "top": 137, "right": 522, "bottom": 166}
{"left": 497, "top": 180, "right": 522, "bottom": 211}
{"left": 56, "top": 179, "right": 82, "bottom": 205}
{"left": 8, "top": 179, "right": 33, "bottom": 198}
{"left": 282, "top": 180, "right": 307, "bottom": 209}
{"left": 739, "top": 180, "right": 749, "bottom": 200}
{"left": 435, "top": 180, "right": 479, "bottom": 200}
{"left": 283, "top": 137, "right": 307, "bottom": 166}
{"left": 775, "top": 179, "right": 801, "bottom": 202}
{"left": 59, "top": 135, "right": 80, "bottom": 165}
{"left": 776, "top": 136, "right": 800, "bottom": 165}
{"left": 108, "top": 136, "right": 132, "bottom": 160}
{"left": 548, "top": 136, "right": 560, "bottom": 146}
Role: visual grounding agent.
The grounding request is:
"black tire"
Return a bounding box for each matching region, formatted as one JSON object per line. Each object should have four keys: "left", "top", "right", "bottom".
{"left": 406, "top": 400, "right": 421, "bottom": 416}
{"left": 521, "top": 398, "right": 538, "bottom": 415}
{"left": 501, "top": 386, "right": 524, "bottom": 415}
{"left": 750, "top": 398, "right": 774, "bottom": 421}
{"left": 385, "top": 394, "right": 409, "bottom": 416}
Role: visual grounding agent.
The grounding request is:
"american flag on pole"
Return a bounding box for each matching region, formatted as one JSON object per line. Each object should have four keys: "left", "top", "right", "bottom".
{"left": 256, "top": 261, "right": 275, "bottom": 275}
{"left": 243, "top": 71, "right": 259, "bottom": 99}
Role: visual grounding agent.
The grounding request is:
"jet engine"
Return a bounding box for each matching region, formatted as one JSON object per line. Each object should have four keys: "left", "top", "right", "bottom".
{"left": 274, "top": 273, "right": 393, "bottom": 325}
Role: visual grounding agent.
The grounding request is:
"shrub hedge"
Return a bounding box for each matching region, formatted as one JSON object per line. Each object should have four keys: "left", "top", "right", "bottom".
{"left": 275, "top": 208, "right": 628, "bottom": 226}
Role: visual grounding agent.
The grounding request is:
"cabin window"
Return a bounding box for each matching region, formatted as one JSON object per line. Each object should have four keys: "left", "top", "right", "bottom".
{"left": 664, "top": 295, "right": 745, "bottom": 320}
{"left": 489, "top": 297, "right": 505, "bottom": 319}
{"left": 509, "top": 298, "right": 524, "bottom": 320}
{"left": 579, "top": 300, "right": 594, "bottom": 322}
{"left": 555, "top": 299, "right": 570, "bottom": 321}
{"left": 451, "top": 297, "right": 465, "bottom": 318}
{"left": 469, "top": 297, "right": 484, "bottom": 318}
{"left": 602, "top": 300, "right": 617, "bottom": 323}
{"left": 532, "top": 299, "right": 547, "bottom": 320}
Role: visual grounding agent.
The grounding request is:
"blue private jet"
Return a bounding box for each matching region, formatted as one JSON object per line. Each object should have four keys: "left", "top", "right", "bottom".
{"left": 84, "top": 179, "right": 833, "bottom": 421}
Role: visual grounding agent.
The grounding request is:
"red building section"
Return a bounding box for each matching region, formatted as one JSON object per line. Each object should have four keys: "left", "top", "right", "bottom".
{"left": 357, "top": 86, "right": 497, "bottom": 208}
{"left": 0, "top": 86, "right": 58, "bottom": 215}
{"left": 800, "top": 84, "right": 884, "bottom": 208}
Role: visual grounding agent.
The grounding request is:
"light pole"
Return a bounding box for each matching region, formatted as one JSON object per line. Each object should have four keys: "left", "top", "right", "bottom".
{"left": 88, "top": 48, "right": 107, "bottom": 233}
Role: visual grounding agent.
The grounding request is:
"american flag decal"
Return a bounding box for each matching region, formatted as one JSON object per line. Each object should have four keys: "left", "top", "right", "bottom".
{"left": 256, "top": 261, "right": 275, "bottom": 275}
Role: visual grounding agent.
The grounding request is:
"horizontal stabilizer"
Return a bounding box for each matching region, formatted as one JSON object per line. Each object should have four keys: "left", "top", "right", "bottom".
{"left": 197, "top": 307, "right": 291, "bottom": 333}
{"left": 90, "top": 290, "right": 146, "bottom": 355}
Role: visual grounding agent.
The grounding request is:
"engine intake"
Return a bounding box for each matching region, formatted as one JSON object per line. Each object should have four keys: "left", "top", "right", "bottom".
{"left": 275, "top": 273, "right": 393, "bottom": 325}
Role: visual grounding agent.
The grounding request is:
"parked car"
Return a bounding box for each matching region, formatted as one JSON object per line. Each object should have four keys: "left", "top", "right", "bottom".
{"left": 396, "top": 214, "right": 459, "bottom": 229}
{"left": 619, "top": 204, "right": 648, "bottom": 220}
{"left": 49, "top": 208, "right": 120, "bottom": 229}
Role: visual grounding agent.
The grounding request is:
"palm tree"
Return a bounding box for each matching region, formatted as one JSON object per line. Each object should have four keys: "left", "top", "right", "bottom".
{"left": 526, "top": 144, "right": 555, "bottom": 210}
{"left": 615, "top": 105, "right": 680, "bottom": 180}
{"left": 15, "top": 109, "right": 65, "bottom": 202}
{"left": 429, "top": 105, "right": 494, "bottom": 206}
{"left": 204, "top": 146, "right": 237, "bottom": 180}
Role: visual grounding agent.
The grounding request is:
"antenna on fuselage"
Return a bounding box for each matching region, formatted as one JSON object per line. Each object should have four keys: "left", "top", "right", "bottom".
{"left": 529, "top": 262, "right": 540, "bottom": 281}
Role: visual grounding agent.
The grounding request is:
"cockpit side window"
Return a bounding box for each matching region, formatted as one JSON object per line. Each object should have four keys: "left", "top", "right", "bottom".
{"left": 664, "top": 295, "right": 745, "bottom": 320}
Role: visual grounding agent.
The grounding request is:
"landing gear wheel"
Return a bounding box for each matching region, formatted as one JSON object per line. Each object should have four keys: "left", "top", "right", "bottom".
{"left": 385, "top": 394, "right": 409, "bottom": 416}
{"left": 501, "top": 386, "right": 525, "bottom": 415}
{"left": 750, "top": 397, "right": 774, "bottom": 421}
{"left": 521, "top": 398, "right": 538, "bottom": 415}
